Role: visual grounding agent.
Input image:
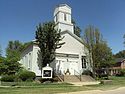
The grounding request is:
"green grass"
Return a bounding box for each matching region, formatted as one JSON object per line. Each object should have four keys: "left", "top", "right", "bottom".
{"left": 0, "top": 84, "right": 92, "bottom": 94}
{"left": 87, "top": 76, "right": 125, "bottom": 90}
{"left": 1, "top": 76, "right": 125, "bottom": 94}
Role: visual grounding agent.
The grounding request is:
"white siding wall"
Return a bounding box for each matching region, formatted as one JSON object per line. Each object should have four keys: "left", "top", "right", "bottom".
{"left": 20, "top": 45, "right": 33, "bottom": 70}
{"left": 58, "top": 23, "right": 73, "bottom": 33}
{"left": 20, "top": 44, "right": 41, "bottom": 76}
{"left": 56, "top": 33, "right": 87, "bottom": 74}
{"left": 32, "top": 45, "right": 41, "bottom": 76}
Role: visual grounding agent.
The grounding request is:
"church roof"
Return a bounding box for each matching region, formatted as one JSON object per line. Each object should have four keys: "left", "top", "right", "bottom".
{"left": 21, "top": 30, "right": 87, "bottom": 54}
{"left": 56, "top": 4, "right": 71, "bottom": 9}
{"left": 60, "top": 30, "right": 87, "bottom": 46}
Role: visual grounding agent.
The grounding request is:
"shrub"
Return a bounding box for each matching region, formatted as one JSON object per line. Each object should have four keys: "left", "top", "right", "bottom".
{"left": 18, "top": 70, "right": 36, "bottom": 81}
{"left": 0, "top": 75, "right": 16, "bottom": 82}
{"left": 38, "top": 77, "right": 59, "bottom": 83}
{"left": 52, "top": 77, "right": 59, "bottom": 82}
{"left": 38, "top": 78, "right": 53, "bottom": 83}
{"left": 82, "top": 70, "right": 93, "bottom": 77}
{"left": 116, "top": 69, "right": 125, "bottom": 76}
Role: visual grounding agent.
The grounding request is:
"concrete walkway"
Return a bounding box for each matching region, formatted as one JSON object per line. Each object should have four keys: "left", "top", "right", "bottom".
{"left": 58, "top": 87, "right": 125, "bottom": 94}
{"left": 68, "top": 81, "right": 100, "bottom": 86}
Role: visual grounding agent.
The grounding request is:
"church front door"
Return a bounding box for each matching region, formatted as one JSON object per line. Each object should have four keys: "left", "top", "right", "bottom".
{"left": 69, "top": 61, "right": 78, "bottom": 75}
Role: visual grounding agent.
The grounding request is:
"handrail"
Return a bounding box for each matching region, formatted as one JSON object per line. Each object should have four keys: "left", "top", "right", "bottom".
{"left": 74, "top": 69, "right": 81, "bottom": 81}
{"left": 57, "top": 75, "right": 64, "bottom": 82}
{"left": 54, "top": 70, "right": 64, "bottom": 82}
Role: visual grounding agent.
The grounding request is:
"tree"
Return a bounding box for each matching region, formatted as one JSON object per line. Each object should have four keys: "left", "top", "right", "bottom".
{"left": 6, "top": 40, "right": 32, "bottom": 62}
{"left": 72, "top": 19, "right": 81, "bottom": 37}
{"left": 0, "top": 45, "right": 2, "bottom": 56}
{"left": 113, "top": 34, "right": 125, "bottom": 58}
{"left": 83, "top": 25, "right": 114, "bottom": 75}
{"left": 0, "top": 40, "right": 32, "bottom": 76}
{"left": 93, "top": 42, "right": 114, "bottom": 69}
{"left": 0, "top": 40, "right": 24, "bottom": 75}
{"left": 6, "top": 40, "right": 23, "bottom": 62}
{"left": 0, "top": 60, "right": 21, "bottom": 75}
{"left": 0, "top": 45, "right": 3, "bottom": 63}
{"left": 114, "top": 50, "right": 125, "bottom": 58}
{"left": 123, "top": 34, "right": 125, "bottom": 45}
{"left": 35, "top": 21, "right": 64, "bottom": 69}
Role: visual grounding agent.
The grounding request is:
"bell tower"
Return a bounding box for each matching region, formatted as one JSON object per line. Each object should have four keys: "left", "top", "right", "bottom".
{"left": 54, "top": 4, "right": 74, "bottom": 33}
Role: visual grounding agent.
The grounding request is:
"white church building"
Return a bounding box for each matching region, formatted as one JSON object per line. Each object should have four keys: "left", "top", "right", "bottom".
{"left": 19, "top": 4, "right": 92, "bottom": 76}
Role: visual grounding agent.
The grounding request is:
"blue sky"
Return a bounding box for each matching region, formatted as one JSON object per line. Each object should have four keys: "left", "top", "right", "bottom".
{"left": 0, "top": 0, "right": 125, "bottom": 56}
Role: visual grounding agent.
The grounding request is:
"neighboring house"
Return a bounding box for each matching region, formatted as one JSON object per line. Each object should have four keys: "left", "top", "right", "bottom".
{"left": 110, "top": 58, "right": 125, "bottom": 75}
{"left": 19, "top": 4, "right": 92, "bottom": 76}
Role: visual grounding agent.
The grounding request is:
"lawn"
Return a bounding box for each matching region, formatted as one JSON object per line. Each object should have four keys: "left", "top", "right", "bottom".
{"left": 0, "top": 76, "right": 125, "bottom": 94}
{"left": 0, "top": 83, "right": 92, "bottom": 94}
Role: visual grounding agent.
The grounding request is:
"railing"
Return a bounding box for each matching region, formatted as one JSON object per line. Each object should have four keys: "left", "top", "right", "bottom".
{"left": 54, "top": 70, "right": 64, "bottom": 82}
{"left": 74, "top": 69, "right": 81, "bottom": 81}
{"left": 57, "top": 75, "right": 64, "bottom": 82}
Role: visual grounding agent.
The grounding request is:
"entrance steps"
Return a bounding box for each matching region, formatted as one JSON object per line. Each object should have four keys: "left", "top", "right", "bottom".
{"left": 64, "top": 75, "right": 80, "bottom": 82}
{"left": 81, "top": 75, "right": 95, "bottom": 82}
{"left": 57, "top": 75, "right": 95, "bottom": 82}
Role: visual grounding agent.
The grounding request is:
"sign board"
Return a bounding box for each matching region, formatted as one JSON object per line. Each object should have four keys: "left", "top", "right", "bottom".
{"left": 42, "top": 64, "right": 53, "bottom": 78}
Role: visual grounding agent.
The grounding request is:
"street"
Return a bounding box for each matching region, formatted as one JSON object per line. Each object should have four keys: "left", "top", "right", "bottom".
{"left": 58, "top": 87, "right": 125, "bottom": 94}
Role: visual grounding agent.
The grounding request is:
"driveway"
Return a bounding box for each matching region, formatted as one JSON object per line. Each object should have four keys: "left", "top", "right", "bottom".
{"left": 58, "top": 87, "right": 125, "bottom": 94}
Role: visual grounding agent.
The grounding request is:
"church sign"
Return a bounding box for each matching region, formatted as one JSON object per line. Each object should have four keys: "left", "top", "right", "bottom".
{"left": 42, "top": 64, "right": 53, "bottom": 78}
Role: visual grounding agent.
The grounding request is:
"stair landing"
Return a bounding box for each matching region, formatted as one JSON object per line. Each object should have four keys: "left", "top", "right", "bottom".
{"left": 63, "top": 75, "right": 95, "bottom": 82}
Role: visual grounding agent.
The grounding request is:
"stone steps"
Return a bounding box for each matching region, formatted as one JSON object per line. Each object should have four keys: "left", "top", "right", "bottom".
{"left": 81, "top": 75, "right": 95, "bottom": 82}
{"left": 64, "top": 75, "right": 80, "bottom": 82}
{"left": 57, "top": 75, "right": 95, "bottom": 82}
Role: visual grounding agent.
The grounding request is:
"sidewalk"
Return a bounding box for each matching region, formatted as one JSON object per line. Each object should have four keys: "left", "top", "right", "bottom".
{"left": 68, "top": 81, "right": 100, "bottom": 86}
{"left": 57, "top": 87, "right": 125, "bottom": 94}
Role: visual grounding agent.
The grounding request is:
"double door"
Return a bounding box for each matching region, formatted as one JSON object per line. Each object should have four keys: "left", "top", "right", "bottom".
{"left": 63, "top": 59, "right": 78, "bottom": 75}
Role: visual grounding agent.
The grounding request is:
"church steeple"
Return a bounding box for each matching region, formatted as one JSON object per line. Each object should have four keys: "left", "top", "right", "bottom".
{"left": 54, "top": 4, "right": 74, "bottom": 33}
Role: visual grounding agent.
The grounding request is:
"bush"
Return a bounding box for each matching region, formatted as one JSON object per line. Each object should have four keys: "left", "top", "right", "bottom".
{"left": 38, "top": 78, "right": 53, "bottom": 83}
{"left": 52, "top": 77, "right": 59, "bottom": 82}
{"left": 38, "top": 77, "right": 59, "bottom": 83}
{"left": 0, "top": 75, "right": 16, "bottom": 82}
{"left": 82, "top": 70, "right": 93, "bottom": 77}
{"left": 18, "top": 70, "right": 36, "bottom": 81}
{"left": 116, "top": 69, "right": 125, "bottom": 76}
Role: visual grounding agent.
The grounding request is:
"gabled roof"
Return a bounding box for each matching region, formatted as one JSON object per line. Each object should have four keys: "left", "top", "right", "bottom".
{"left": 60, "top": 30, "right": 87, "bottom": 46}
{"left": 115, "top": 58, "right": 125, "bottom": 63}
{"left": 57, "top": 4, "right": 71, "bottom": 9}
{"left": 21, "top": 31, "right": 87, "bottom": 54}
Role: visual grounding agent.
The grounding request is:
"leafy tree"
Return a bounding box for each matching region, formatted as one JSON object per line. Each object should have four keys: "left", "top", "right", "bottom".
{"left": 35, "top": 21, "right": 64, "bottom": 69}
{"left": 0, "top": 60, "right": 21, "bottom": 75}
{"left": 0, "top": 56, "right": 21, "bottom": 75}
{"left": 83, "top": 25, "right": 114, "bottom": 75}
{"left": 0, "top": 40, "right": 32, "bottom": 76}
{"left": 6, "top": 40, "right": 32, "bottom": 62}
{"left": 123, "top": 34, "right": 125, "bottom": 45}
{"left": 93, "top": 42, "right": 114, "bottom": 69}
{"left": 6, "top": 40, "right": 23, "bottom": 62}
{"left": 72, "top": 19, "right": 81, "bottom": 37}
{"left": 0, "top": 45, "right": 3, "bottom": 63}
{"left": 0, "top": 40, "right": 31, "bottom": 75}
{"left": 114, "top": 50, "right": 125, "bottom": 58}
{"left": 22, "top": 42, "right": 33, "bottom": 50}
{"left": 113, "top": 35, "right": 125, "bottom": 58}
{"left": 0, "top": 45, "right": 2, "bottom": 56}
